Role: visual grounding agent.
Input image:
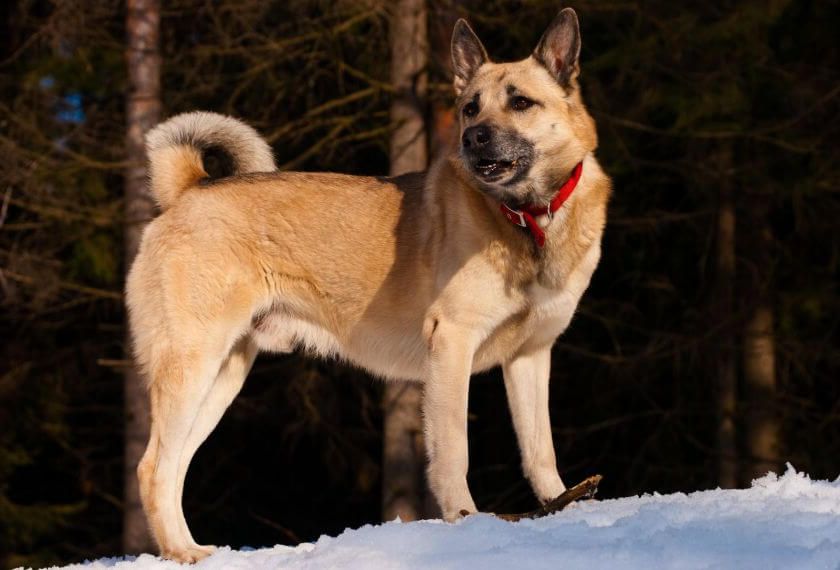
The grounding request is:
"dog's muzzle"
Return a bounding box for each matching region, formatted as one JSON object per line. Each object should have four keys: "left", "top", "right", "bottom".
{"left": 460, "top": 124, "right": 534, "bottom": 185}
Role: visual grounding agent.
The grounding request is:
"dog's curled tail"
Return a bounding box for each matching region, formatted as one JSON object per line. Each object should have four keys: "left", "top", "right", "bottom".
{"left": 145, "top": 111, "right": 275, "bottom": 210}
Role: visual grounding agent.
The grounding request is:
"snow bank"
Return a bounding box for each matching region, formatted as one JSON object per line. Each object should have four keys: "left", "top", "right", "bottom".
{"left": 37, "top": 465, "right": 840, "bottom": 570}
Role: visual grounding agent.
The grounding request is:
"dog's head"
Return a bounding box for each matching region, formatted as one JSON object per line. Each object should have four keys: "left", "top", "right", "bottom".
{"left": 451, "top": 8, "right": 597, "bottom": 205}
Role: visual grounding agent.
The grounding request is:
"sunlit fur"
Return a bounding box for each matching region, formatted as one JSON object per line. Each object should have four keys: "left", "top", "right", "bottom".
{"left": 454, "top": 57, "right": 598, "bottom": 206}
{"left": 128, "top": 9, "right": 610, "bottom": 564}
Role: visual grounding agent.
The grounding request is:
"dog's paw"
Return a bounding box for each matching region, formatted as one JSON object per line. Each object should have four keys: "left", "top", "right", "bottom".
{"left": 538, "top": 488, "right": 567, "bottom": 506}
{"left": 162, "top": 544, "right": 216, "bottom": 564}
{"left": 442, "top": 508, "right": 474, "bottom": 522}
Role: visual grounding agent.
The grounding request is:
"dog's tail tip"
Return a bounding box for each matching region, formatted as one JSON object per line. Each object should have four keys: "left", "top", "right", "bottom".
{"left": 145, "top": 111, "right": 276, "bottom": 210}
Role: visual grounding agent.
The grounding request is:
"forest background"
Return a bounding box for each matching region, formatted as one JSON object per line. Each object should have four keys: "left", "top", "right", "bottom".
{"left": 1, "top": 0, "right": 838, "bottom": 567}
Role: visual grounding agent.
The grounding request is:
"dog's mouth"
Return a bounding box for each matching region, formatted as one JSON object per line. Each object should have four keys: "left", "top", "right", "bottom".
{"left": 459, "top": 127, "right": 535, "bottom": 189}
{"left": 472, "top": 157, "right": 521, "bottom": 181}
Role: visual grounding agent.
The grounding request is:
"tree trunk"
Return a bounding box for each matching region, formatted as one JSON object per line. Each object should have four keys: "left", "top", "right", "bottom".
{"left": 429, "top": 0, "right": 459, "bottom": 157}
{"left": 123, "top": 0, "right": 161, "bottom": 554}
{"left": 744, "top": 303, "right": 778, "bottom": 479}
{"left": 714, "top": 147, "right": 738, "bottom": 488}
{"left": 742, "top": 204, "right": 779, "bottom": 482}
{"left": 383, "top": 0, "right": 429, "bottom": 522}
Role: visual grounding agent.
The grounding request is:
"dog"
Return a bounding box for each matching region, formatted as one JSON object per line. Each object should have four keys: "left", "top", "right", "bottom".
{"left": 127, "top": 7, "right": 610, "bottom": 562}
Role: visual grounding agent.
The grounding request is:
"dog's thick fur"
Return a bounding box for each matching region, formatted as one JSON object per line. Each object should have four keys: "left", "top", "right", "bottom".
{"left": 128, "top": 8, "right": 610, "bottom": 562}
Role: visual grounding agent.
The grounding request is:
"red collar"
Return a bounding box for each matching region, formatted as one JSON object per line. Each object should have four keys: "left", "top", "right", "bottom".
{"left": 499, "top": 161, "right": 583, "bottom": 248}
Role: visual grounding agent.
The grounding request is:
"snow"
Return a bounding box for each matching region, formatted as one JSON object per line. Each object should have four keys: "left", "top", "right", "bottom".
{"left": 34, "top": 465, "right": 840, "bottom": 570}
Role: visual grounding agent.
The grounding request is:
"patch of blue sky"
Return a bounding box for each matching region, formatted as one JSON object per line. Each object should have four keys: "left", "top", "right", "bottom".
{"left": 57, "top": 92, "right": 86, "bottom": 124}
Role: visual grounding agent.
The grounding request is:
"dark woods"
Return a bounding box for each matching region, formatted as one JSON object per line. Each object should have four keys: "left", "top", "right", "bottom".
{"left": 1, "top": 1, "right": 838, "bottom": 567}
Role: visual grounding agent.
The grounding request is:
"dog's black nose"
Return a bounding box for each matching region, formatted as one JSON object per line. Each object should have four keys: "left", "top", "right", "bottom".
{"left": 462, "top": 125, "right": 492, "bottom": 149}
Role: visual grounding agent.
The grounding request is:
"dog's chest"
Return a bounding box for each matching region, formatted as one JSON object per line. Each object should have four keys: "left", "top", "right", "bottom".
{"left": 522, "top": 241, "right": 602, "bottom": 345}
{"left": 472, "top": 283, "right": 576, "bottom": 371}
{"left": 502, "top": 283, "right": 579, "bottom": 351}
{"left": 474, "top": 240, "right": 601, "bottom": 369}
{"left": 528, "top": 283, "right": 579, "bottom": 322}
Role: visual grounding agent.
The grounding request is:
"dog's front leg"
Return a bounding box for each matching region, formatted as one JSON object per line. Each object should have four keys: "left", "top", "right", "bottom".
{"left": 423, "top": 321, "right": 478, "bottom": 521}
{"left": 503, "top": 347, "right": 566, "bottom": 503}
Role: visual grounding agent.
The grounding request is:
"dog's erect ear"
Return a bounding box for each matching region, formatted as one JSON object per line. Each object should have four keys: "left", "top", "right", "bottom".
{"left": 451, "top": 19, "right": 488, "bottom": 96}
{"left": 533, "top": 8, "right": 581, "bottom": 88}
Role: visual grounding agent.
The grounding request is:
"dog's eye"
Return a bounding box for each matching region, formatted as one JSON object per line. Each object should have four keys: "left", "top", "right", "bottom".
{"left": 462, "top": 101, "right": 479, "bottom": 118}
{"left": 511, "top": 96, "right": 535, "bottom": 111}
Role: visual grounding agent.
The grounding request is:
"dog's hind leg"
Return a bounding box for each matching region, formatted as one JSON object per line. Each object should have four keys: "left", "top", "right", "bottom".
{"left": 137, "top": 321, "right": 252, "bottom": 564}
{"left": 138, "top": 349, "right": 222, "bottom": 563}
{"left": 173, "top": 335, "right": 258, "bottom": 556}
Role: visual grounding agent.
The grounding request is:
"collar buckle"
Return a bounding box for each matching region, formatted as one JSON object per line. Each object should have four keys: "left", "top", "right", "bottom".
{"left": 501, "top": 204, "right": 527, "bottom": 228}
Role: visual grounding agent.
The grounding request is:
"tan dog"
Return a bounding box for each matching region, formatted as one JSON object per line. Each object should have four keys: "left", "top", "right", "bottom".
{"left": 128, "top": 8, "right": 610, "bottom": 563}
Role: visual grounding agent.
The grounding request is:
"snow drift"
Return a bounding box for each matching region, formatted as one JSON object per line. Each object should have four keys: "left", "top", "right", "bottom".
{"left": 37, "top": 465, "right": 840, "bottom": 570}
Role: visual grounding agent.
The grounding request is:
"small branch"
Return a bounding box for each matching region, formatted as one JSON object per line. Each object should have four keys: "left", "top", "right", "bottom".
{"left": 277, "top": 120, "right": 350, "bottom": 170}
{"left": 249, "top": 510, "right": 302, "bottom": 544}
{"left": 492, "top": 475, "right": 603, "bottom": 522}
{"left": 1, "top": 269, "right": 123, "bottom": 301}
{"left": 97, "top": 358, "right": 132, "bottom": 368}
{"left": 10, "top": 197, "right": 116, "bottom": 227}
{"left": 0, "top": 187, "right": 11, "bottom": 229}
